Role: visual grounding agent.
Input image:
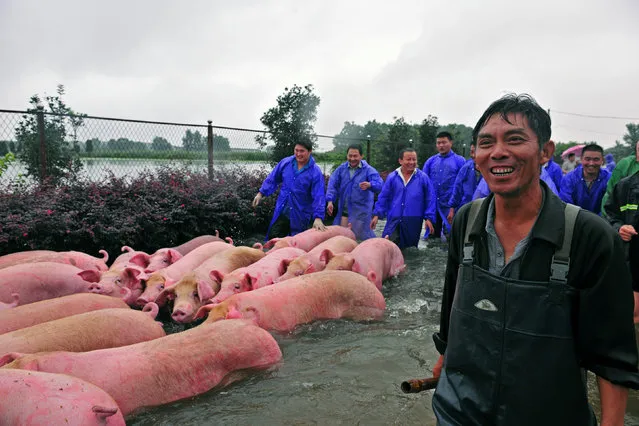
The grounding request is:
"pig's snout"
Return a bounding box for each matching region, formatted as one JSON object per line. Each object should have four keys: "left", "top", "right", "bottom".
{"left": 135, "top": 296, "right": 150, "bottom": 307}
{"left": 172, "top": 308, "right": 193, "bottom": 323}
{"left": 88, "top": 283, "right": 107, "bottom": 294}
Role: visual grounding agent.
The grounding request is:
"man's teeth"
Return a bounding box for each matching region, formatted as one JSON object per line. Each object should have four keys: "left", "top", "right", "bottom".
{"left": 491, "top": 167, "right": 514, "bottom": 176}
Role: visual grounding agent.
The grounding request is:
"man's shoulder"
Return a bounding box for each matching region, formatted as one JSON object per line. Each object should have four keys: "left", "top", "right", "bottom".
{"left": 573, "top": 207, "right": 618, "bottom": 250}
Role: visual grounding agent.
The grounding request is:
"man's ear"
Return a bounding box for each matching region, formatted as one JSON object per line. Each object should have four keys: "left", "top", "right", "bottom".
{"left": 541, "top": 139, "right": 555, "bottom": 164}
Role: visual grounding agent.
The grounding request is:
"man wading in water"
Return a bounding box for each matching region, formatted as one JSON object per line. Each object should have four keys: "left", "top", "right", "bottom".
{"left": 431, "top": 94, "right": 639, "bottom": 426}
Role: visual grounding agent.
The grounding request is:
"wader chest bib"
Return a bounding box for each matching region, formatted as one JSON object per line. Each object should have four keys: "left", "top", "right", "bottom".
{"left": 432, "top": 200, "right": 596, "bottom": 426}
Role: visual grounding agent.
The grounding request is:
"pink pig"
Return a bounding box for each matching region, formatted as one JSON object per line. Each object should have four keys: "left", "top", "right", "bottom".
{"left": 196, "top": 270, "right": 386, "bottom": 332}
{"left": 0, "top": 319, "right": 282, "bottom": 417}
{"left": 0, "top": 262, "right": 104, "bottom": 307}
{"left": 276, "top": 236, "right": 358, "bottom": 282}
{"left": 0, "top": 249, "right": 109, "bottom": 271}
{"left": 0, "top": 293, "right": 129, "bottom": 335}
{"left": 0, "top": 306, "right": 165, "bottom": 358}
{"left": 136, "top": 240, "right": 234, "bottom": 307}
{"left": 263, "top": 225, "right": 356, "bottom": 252}
{"left": 211, "top": 247, "right": 306, "bottom": 304}
{"left": 0, "top": 369, "right": 126, "bottom": 425}
{"left": 87, "top": 265, "right": 144, "bottom": 306}
{"left": 172, "top": 232, "right": 233, "bottom": 255}
{"left": 158, "top": 247, "right": 265, "bottom": 323}
{"left": 322, "top": 237, "right": 405, "bottom": 290}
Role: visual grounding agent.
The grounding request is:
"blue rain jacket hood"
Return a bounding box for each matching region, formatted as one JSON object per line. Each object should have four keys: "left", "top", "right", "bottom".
{"left": 259, "top": 155, "right": 326, "bottom": 240}
{"left": 326, "top": 160, "right": 383, "bottom": 240}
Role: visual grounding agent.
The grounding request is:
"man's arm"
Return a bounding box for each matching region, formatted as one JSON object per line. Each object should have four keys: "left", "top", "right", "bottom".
{"left": 598, "top": 377, "right": 628, "bottom": 426}
{"left": 558, "top": 173, "right": 575, "bottom": 204}
{"left": 311, "top": 167, "right": 326, "bottom": 222}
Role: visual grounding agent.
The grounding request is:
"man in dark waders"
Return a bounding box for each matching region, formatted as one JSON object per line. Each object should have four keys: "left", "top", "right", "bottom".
{"left": 431, "top": 94, "right": 639, "bottom": 426}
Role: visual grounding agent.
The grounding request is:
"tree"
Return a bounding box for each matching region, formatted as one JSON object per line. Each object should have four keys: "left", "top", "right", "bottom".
{"left": 332, "top": 121, "right": 365, "bottom": 152}
{"left": 372, "top": 117, "right": 420, "bottom": 172}
{"left": 0, "top": 141, "right": 8, "bottom": 156}
{"left": 8, "top": 141, "right": 16, "bottom": 153}
{"left": 151, "top": 136, "right": 173, "bottom": 151}
{"left": 85, "top": 138, "right": 94, "bottom": 153}
{"left": 14, "top": 85, "right": 84, "bottom": 184}
{"left": 623, "top": 123, "right": 639, "bottom": 146}
{"left": 182, "top": 130, "right": 206, "bottom": 151}
{"left": 255, "top": 84, "right": 321, "bottom": 165}
{"left": 417, "top": 115, "right": 440, "bottom": 159}
{"left": 213, "top": 134, "right": 231, "bottom": 151}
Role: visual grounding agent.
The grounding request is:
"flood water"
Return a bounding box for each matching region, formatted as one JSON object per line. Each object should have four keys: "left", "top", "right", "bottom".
{"left": 126, "top": 231, "right": 639, "bottom": 426}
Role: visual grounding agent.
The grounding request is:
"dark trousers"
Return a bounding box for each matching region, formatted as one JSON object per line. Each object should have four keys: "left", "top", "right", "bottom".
{"left": 269, "top": 215, "right": 291, "bottom": 239}
{"left": 433, "top": 211, "right": 444, "bottom": 239}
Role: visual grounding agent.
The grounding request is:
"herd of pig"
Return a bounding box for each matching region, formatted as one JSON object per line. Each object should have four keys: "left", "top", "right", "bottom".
{"left": 0, "top": 226, "right": 405, "bottom": 424}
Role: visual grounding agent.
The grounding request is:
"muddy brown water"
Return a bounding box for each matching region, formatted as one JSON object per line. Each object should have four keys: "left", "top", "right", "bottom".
{"left": 128, "top": 237, "right": 639, "bottom": 425}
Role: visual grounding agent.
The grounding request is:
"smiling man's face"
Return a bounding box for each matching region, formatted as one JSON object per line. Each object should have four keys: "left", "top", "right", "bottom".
{"left": 475, "top": 113, "right": 550, "bottom": 198}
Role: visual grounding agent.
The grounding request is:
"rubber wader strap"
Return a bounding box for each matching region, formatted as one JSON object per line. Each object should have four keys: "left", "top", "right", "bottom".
{"left": 463, "top": 198, "right": 486, "bottom": 263}
{"left": 550, "top": 203, "right": 580, "bottom": 284}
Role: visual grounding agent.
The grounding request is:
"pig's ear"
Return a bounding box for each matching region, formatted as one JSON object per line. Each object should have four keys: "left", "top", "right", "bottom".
{"left": 128, "top": 253, "right": 149, "bottom": 268}
{"left": 124, "top": 266, "right": 143, "bottom": 280}
{"left": 156, "top": 288, "right": 175, "bottom": 305}
{"left": 209, "top": 270, "right": 225, "bottom": 285}
{"left": 0, "top": 352, "right": 26, "bottom": 368}
{"left": 253, "top": 242, "right": 264, "bottom": 250}
{"left": 319, "top": 249, "right": 334, "bottom": 266}
{"left": 78, "top": 270, "right": 101, "bottom": 283}
{"left": 278, "top": 259, "right": 292, "bottom": 275}
{"left": 305, "top": 263, "right": 316, "bottom": 274}
{"left": 197, "top": 281, "right": 216, "bottom": 303}
{"left": 166, "top": 249, "right": 182, "bottom": 263}
{"left": 243, "top": 273, "right": 258, "bottom": 291}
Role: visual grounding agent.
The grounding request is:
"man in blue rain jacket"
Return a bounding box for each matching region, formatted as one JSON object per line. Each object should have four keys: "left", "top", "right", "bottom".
{"left": 422, "top": 131, "right": 466, "bottom": 240}
{"left": 446, "top": 142, "right": 481, "bottom": 223}
{"left": 559, "top": 144, "right": 610, "bottom": 215}
{"left": 544, "top": 155, "right": 563, "bottom": 189}
{"left": 370, "top": 148, "right": 436, "bottom": 249}
{"left": 326, "top": 144, "right": 383, "bottom": 240}
{"left": 253, "top": 141, "right": 326, "bottom": 240}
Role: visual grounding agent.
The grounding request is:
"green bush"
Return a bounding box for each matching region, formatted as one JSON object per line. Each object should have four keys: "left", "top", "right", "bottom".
{"left": 0, "top": 166, "right": 276, "bottom": 257}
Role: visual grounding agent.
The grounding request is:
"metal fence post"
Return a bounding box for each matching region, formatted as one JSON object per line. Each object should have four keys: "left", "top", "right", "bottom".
{"left": 207, "top": 120, "right": 214, "bottom": 180}
{"left": 366, "top": 135, "right": 371, "bottom": 163}
{"left": 36, "top": 105, "right": 47, "bottom": 183}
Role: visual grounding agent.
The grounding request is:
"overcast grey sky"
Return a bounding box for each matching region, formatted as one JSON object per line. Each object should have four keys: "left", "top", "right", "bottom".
{"left": 1, "top": 0, "right": 638, "bottom": 151}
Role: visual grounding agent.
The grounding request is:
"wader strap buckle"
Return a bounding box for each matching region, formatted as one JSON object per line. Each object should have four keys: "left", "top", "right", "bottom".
{"left": 550, "top": 257, "right": 570, "bottom": 283}
{"left": 463, "top": 244, "right": 474, "bottom": 264}
{"left": 463, "top": 198, "right": 486, "bottom": 264}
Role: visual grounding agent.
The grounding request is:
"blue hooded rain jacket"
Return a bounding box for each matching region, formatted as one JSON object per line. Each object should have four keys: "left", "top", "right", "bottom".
{"left": 259, "top": 155, "right": 326, "bottom": 240}
{"left": 559, "top": 165, "right": 611, "bottom": 215}
{"left": 326, "top": 160, "right": 383, "bottom": 240}
{"left": 373, "top": 168, "right": 436, "bottom": 249}
{"left": 447, "top": 159, "right": 480, "bottom": 211}
{"left": 423, "top": 151, "right": 466, "bottom": 235}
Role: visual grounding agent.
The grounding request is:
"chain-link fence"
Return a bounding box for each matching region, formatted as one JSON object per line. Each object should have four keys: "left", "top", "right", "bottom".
{"left": 0, "top": 108, "right": 369, "bottom": 188}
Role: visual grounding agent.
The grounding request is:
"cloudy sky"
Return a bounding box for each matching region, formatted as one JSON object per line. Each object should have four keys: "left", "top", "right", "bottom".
{"left": 1, "top": 0, "right": 638, "bottom": 151}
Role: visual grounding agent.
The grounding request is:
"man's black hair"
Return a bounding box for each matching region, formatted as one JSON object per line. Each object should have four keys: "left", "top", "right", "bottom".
{"left": 582, "top": 144, "right": 604, "bottom": 157}
{"left": 398, "top": 147, "right": 416, "bottom": 159}
{"left": 436, "top": 131, "right": 453, "bottom": 141}
{"left": 347, "top": 144, "right": 363, "bottom": 155}
{"left": 295, "top": 140, "right": 313, "bottom": 151}
{"left": 472, "top": 93, "right": 551, "bottom": 150}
